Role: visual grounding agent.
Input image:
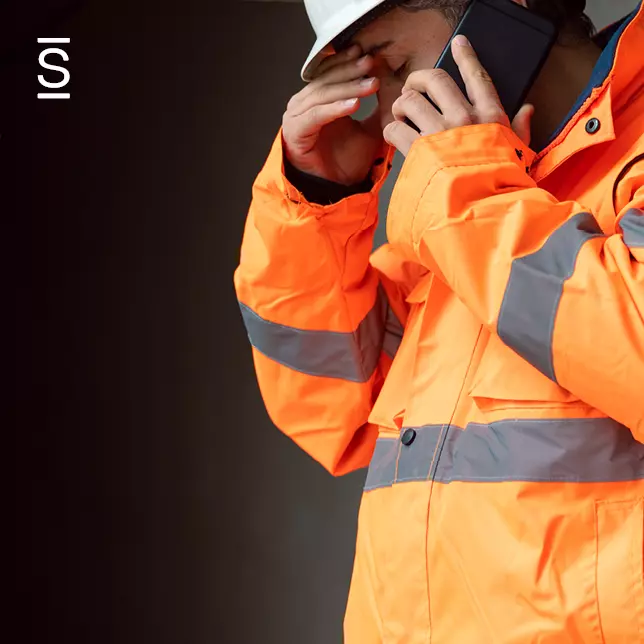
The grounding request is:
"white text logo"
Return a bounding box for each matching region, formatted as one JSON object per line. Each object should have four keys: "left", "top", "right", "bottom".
{"left": 38, "top": 38, "right": 70, "bottom": 99}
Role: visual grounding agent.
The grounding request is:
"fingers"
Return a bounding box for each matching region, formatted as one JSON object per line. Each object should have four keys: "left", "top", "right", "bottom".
{"left": 315, "top": 44, "right": 361, "bottom": 77}
{"left": 284, "top": 49, "right": 379, "bottom": 147}
{"left": 392, "top": 89, "right": 443, "bottom": 134}
{"left": 294, "top": 76, "right": 379, "bottom": 115}
{"left": 316, "top": 54, "right": 374, "bottom": 86}
{"left": 403, "top": 69, "right": 473, "bottom": 127}
{"left": 451, "top": 36, "right": 507, "bottom": 125}
{"left": 511, "top": 103, "right": 534, "bottom": 146}
{"left": 283, "top": 98, "right": 360, "bottom": 142}
{"left": 384, "top": 38, "right": 520, "bottom": 157}
{"left": 295, "top": 54, "right": 375, "bottom": 107}
{"left": 391, "top": 67, "right": 472, "bottom": 138}
{"left": 383, "top": 120, "right": 418, "bottom": 157}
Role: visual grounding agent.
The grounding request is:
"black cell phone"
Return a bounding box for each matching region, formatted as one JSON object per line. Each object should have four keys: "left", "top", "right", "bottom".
{"left": 406, "top": 0, "right": 557, "bottom": 131}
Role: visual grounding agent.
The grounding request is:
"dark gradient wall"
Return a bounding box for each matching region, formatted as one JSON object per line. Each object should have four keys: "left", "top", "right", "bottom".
{"left": 8, "top": 1, "right": 364, "bottom": 643}
{"left": 8, "top": 1, "right": 638, "bottom": 643}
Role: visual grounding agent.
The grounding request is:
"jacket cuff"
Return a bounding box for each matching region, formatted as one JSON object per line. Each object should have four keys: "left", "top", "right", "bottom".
{"left": 256, "top": 129, "right": 395, "bottom": 214}
{"left": 283, "top": 154, "right": 374, "bottom": 205}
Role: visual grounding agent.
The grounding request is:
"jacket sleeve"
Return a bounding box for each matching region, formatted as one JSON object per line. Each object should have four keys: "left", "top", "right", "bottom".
{"left": 387, "top": 123, "right": 644, "bottom": 437}
{"left": 234, "top": 131, "right": 401, "bottom": 475}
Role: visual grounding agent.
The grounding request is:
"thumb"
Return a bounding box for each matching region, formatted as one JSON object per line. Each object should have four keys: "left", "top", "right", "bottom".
{"left": 512, "top": 103, "right": 534, "bottom": 146}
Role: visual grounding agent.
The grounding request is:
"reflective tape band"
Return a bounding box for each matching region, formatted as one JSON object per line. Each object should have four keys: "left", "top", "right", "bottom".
{"left": 364, "top": 418, "right": 644, "bottom": 491}
{"left": 382, "top": 305, "right": 404, "bottom": 360}
{"left": 239, "top": 292, "right": 385, "bottom": 383}
{"left": 620, "top": 208, "right": 644, "bottom": 249}
{"left": 497, "top": 212, "right": 605, "bottom": 381}
{"left": 364, "top": 438, "right": 399, "bottom": 490}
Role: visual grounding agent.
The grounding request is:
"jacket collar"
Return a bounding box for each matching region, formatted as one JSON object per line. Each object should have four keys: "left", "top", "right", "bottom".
{"left": 533, "top": 1, "right": 644, "bottom": 182}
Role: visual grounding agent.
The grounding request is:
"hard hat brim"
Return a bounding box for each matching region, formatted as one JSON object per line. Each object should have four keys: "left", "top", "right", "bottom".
{"left": 301, "top": 38, "right": 337, "bottom": 82}
{"left": 300, "top": 0, "right": 399, "bottom": 81}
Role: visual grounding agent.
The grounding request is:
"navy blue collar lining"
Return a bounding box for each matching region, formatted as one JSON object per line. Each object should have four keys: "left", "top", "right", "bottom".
{"left": 539, "top": 6, "right": 639, "bottom": 151}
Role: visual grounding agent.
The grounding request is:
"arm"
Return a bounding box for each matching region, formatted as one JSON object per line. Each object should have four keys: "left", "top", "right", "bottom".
{"left": 234, "top": 131, "right": 401, "bottom": 475}
{"left": 387, "top": 122, "right": 644, "bottom": 435}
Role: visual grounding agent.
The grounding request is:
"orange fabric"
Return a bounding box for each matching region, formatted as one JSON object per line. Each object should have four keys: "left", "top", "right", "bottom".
{"left": 235, "top": 5, "right": 644, "bottom": 642}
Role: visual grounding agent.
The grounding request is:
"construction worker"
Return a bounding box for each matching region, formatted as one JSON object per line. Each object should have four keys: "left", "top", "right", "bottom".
{"left": 235, "top": 0, "right": 644, "bottom": 641}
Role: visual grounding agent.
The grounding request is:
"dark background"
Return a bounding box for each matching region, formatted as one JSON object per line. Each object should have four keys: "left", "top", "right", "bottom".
{"left": 6, "top": 1, "right": 637, "bottom": 643}
{"left": 7, "top": 1, "right": 364, "bottom": 642}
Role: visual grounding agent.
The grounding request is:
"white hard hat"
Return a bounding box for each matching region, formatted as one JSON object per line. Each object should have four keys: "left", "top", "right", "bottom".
{"left": 301, "top": 0, "right": 401, "bottom": 81}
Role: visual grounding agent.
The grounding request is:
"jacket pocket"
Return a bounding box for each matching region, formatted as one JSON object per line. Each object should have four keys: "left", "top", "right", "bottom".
{"left": 596, "top": 499, "right": 644, "bottom": 643}
{"left": 468, "top": 332, "right": 581, "bottom": 414}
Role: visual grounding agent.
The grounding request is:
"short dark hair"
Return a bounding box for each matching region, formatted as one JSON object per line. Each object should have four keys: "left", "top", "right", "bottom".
{"left": 400, "top": 0, "right": 471, "bottom": 26}
{"left": 526, "top": 0, "right": 595, "bottom": 40}
{"left": 400, "top": 0, "right": 596, "bottom": 42}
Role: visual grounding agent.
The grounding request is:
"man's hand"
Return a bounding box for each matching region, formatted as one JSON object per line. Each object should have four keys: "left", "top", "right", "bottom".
{"left": 383, "top": 35, "right": 534, "bottom": 156}
{"left": 282, "top": 46, "right": 385, "bottom": 186}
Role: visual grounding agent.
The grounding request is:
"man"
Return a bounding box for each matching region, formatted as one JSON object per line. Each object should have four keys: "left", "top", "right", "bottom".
{"left": 235, "top": 0, "right": 644, "bottom": 641}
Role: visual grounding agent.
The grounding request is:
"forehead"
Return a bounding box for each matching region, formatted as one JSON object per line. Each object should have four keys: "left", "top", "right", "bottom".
{"left": 350, "top": 8, "right": 407, "bottom": 52}
{"left": 348, "top": 7, "right": 447, "bottom": 55}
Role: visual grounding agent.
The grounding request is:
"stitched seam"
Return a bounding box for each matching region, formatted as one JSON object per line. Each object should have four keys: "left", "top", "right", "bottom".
{"left": 472, "top": 404, "right": 591, "bottom": 413}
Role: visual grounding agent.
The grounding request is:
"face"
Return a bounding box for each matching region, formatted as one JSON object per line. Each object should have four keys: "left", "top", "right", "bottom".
{"left": 349, "top": 1, "right": 528, "bottom": 130}
{"left": 351, "top": 8, "right": 455, "bottom": 129}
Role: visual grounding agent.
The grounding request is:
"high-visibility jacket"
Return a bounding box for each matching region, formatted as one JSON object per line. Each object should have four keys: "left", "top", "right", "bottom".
{"left": 235, "top": 5, "right": 644, "bottom": 642}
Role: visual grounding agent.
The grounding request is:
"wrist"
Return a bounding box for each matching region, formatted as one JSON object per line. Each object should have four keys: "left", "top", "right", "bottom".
{"left": 283, "top": 154, "right": 374, "bottom": 205}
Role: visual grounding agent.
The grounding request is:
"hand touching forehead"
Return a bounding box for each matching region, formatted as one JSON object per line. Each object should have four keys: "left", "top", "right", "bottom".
{"left": 351, "top": 7, "right": 455, "bottom": 129}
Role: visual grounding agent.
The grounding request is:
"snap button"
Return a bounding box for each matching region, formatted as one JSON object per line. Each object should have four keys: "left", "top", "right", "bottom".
{"left": 401, "top": 428, "right": 417, "bottom": 447}
{"left": 585, "top": 118, "right": 601, "bottom": 134}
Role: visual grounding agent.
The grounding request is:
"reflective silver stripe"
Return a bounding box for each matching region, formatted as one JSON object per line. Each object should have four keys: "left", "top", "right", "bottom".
{"left": 364, "top": 418, "right": 644, "bottom": 491}
{"left": 364, "top": 437, "right": 399, "bottom": 490}
{"left": 382, "top": 305, "right": 404, "bottom": 359}
{"left": 497, "top": 212, "right": 605, "bottom": 381}
{"left": 239, "top": 292, "right": 385, "bottom": 383}
{"left": 620, "top": 208, "right": 644, "bottom": 248}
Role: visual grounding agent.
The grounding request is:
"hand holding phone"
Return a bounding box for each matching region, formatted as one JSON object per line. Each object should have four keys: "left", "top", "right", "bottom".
{"left": 386, "top": 34, "right": 536, "bottom": 156}
{"left": 405, "top": 0, "right": 557, "bottom": 131}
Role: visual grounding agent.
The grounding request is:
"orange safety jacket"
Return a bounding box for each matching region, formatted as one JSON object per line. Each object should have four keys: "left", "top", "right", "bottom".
{"left": 235, "top": 5, "right": 644, "bottom": 642}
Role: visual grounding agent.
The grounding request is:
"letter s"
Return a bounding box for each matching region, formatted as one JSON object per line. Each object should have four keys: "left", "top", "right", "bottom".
{"left": 38, "top": 48, "right": 70, "bottom": 88}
